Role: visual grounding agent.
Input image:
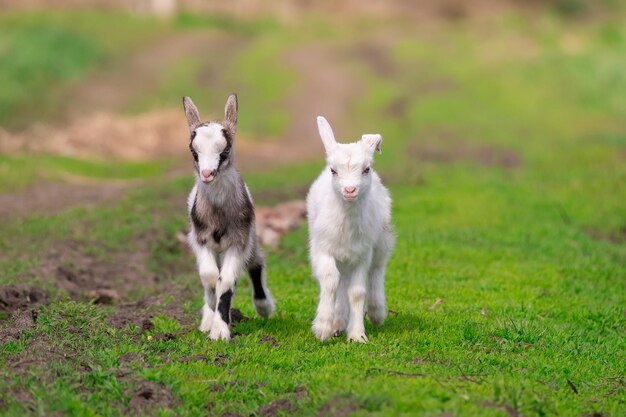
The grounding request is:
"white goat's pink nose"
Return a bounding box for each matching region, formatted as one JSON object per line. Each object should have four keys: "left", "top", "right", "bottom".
{"left": 344, "top": 186, "right": 357, "bottom": 194}
{"left": 201, "top": 169, "right": 214, "bottom": 178}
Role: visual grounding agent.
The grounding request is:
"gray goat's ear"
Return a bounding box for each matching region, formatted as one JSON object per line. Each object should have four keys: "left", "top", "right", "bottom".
{"left": 182, "top": 96, "right": 202, "bottom": 133}
{"left": 361, "top": 134, "right": 382, "bottom": 154}
{"left": 224, "top": 94, "right": 238, "bottom": 133}
{"left": 316, "top": 116, "right": 337, "bottom": 154}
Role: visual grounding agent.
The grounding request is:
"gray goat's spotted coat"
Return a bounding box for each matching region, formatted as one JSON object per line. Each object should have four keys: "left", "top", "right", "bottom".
{"left": 183, "top": 94, "right": 274, "bottom": 341}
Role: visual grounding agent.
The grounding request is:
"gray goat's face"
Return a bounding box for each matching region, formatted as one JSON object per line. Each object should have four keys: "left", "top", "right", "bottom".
{"left": 316, "top": 116, "right": 382, "bottom": 202}
{"left": 189, "top": 123, "right": 232, "bottom": 183}
{"left": 182, "top": 94, "right": 237, "bottom": 183}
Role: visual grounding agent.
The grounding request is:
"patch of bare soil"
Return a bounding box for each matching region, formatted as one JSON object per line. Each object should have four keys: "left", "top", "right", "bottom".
{"left": 0, "top": 109, "right": 188, "bottom": 161}
{"left": 0, "top": 30, "right": 247, "bottom": 164}
{"left": 351, "top": 41, "right": 399, "bottom": 78}
{"left": 0, "top": 388, "right": 34, "bottom": 413}
{"left": 256, "top": 200, "right": 307, "bottom": 247}
{"left": 409, "top": 131, "right": 521, "bottom": 169}
{"left": 192, "top": 0, "right": 529, "bottom": 22}
{"left": 2, "top": 318, "right": 182, "bottom": 413}
{"left": 280, "top": 44, "right": 361, "bottom": 158}
{"left": 230, "top": 307, "right": 249, "bottom": 324}
{"left": 22, "top": 224, "right": 196, "bottom": 327}
{"left": 127, "top": 381, "right": 177, "bottom": 414}
{"left": 0, "top": 286, "right": 45, "bottom": 347}
{"left": 33, "top": 238, "right": 157, "bottom": 303}
{"left": 222, "top": 412, "right": 244, "bottom": 417}
{"left": 259, "top": 398, "right": 294, "bottom": 417}
{"left": 0, "top": 0, "right": 540, "bottom": 22}
{"left": 0, "top": 29, "right": 245, "bottom": 158}
{"left": 108, "top": 289, "right": 194, "bottom": 330}
{"left": 65, "top": 32, "right": 243, "bottom": 121}
{"left": 585, "top": 225, "right": 626, "bottom": 244}
{"left": 259, "top": 334, "right": 279, "bottom": 348}
{"left": 481, "top": 401, "right": 524, "bottom": 417}
{"left": 317, "top": 394, "right": 361, "bottom": 417}
{"left": 0, "top": 181, "right": 128, "bottom": 221}
{"left": 0, "top": 308, "right": 38, "bottom": 345}
{"left": 4, "top": 329, "right": 77, "bottom": 381}
{"left": 0, "top": 285, "right": 47, "bottom": 314}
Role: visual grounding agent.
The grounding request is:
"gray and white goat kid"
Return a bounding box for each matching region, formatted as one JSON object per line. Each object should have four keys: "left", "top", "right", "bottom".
{"left": 307, "top": 116, "right": 394, "bottom": 343}
{"left": 183, "top": 94, "right": 275, "bottom": 341}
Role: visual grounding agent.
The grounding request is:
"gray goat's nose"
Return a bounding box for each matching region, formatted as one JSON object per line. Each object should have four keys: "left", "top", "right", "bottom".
{"left": 201, "top": 169, "right": 214, "bottom": 178}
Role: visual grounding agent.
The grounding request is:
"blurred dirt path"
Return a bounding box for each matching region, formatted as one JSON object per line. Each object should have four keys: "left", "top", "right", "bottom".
{"left": 236, "top": 43, "right": 362, "bottom": 170}
{"left": 64, "top": 31, "right": 243, "bottom": 118}
{"left": 0, "top": 38, "right": 367, "bottom": 219}
{"left": 0, "top": 181, "right": 129, "bottom": 221}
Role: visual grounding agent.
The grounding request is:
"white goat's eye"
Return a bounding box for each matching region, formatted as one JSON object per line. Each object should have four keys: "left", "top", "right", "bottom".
{"left": 363, "top": 167, "right": 370, "bottom": 174}
{"left": 330, "top": 168, "right": 337, "bottom": 175}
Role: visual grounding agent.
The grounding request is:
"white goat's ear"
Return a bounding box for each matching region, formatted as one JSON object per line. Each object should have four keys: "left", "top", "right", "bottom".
{"left": 361, "top": 134, "right": 382, "bottom": 154}
{"left": 182, "top": 96, "right": 202, "bottom": 133}
{"left": 224, "top": 94, "right": 238, "bottom": 130}
{"left": 316, "top": 116, "right": 337, "bottom": 153}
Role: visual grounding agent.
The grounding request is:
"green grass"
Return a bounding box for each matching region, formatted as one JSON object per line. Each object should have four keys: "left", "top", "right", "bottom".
{"left": 174, "top": 11, "right": 281, "bottom": 35}
{"left": 226, "top": 42, "right": 296, "bottom": 137}
{"left": 1, "top": 9, "right": 625, "bottom": 417}
{"left": 0, "top": 20, "right": 102, "bottom": 129}
{"left": 127, "top": 23, "right": 296, "bottom": 138}
{"left": 0, "top": 11, "right": 169, "bottom": 129}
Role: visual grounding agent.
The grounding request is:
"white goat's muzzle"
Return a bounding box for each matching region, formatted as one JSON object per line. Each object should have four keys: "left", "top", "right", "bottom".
{"left": 342, "top": 186, "right": 359, "bottom": 201}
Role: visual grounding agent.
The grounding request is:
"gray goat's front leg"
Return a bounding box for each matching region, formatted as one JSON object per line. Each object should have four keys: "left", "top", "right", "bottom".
{"left": 195, "top": 246, "right": 219, "bottom": 333}
{"left": 210, "top": 247, "right": 244, "bottom": 341}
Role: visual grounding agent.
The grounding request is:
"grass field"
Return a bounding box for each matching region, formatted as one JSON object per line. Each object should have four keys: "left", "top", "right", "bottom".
{"left": 0, "top": 6, "right": 625, "bottom": 417}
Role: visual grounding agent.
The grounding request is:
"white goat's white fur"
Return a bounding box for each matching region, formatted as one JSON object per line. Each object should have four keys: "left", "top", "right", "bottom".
{"left": 307, "top": 116, "right": 394, "bottom": 343}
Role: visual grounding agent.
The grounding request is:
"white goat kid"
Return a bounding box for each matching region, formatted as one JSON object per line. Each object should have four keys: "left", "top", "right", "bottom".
{"left": 307, "top": 116, "right": 394, "bottom": 343}
{"left": 183, "top": 94, "right": 275, "bottom": 342}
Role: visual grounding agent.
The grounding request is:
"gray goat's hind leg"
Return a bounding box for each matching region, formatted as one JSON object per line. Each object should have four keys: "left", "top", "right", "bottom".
{"left": 247, "top": 253, "right": 275, "bottom": 318}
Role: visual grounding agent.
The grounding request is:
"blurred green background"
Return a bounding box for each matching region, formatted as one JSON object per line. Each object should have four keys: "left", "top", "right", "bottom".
{"left": 0, "top": 1, "right": 624, "bottom": 416}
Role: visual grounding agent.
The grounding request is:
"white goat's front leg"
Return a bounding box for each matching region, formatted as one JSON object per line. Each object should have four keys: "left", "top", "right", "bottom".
{"left": 311, "top": 250, "right": 340, "bottom": 341}
{"left": 368, "top": 230, "right": 393, "bottom": 325}
{"left": 195, "top": 245, "right": 219, "bottom": 333}
{"left": 332, "top": 277, "right": 349, "bottom": 336}
{"left": 366, "top": 265, "right": 386, "bottom": 326}
{"left": 210, "top": 247, "right": 244, "bottom": 341}
{"left": 346, "top": 263, "right": 370, "bottom": 343}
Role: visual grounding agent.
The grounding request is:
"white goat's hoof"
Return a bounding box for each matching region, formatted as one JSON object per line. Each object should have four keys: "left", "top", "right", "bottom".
{"left": 209, "top": 319, "right": 231, "bottom": 341}
{"left": 253, "top": 295, "right": 275, "bottom": 318}
{"left": 367, "top": 306, "right": 387, "bottom": 326}
{"left": 347, "top": 332, "right": 369, "bottom": 343}
{"left": 332, "top": 318, "right": 347, "bottom": 335}
{"left": 312, "top": 318, "right": 334, "bottom": 341}
{"left": 199, "top": 305, "right": 214, "bottom": 333}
